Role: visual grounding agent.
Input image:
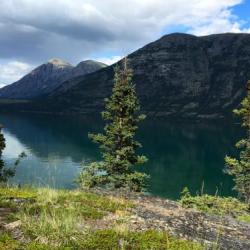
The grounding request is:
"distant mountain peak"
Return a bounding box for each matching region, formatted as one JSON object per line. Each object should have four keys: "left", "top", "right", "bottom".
{"left": 76, "top": 60, "right": 107, "bottom": 68}
{"left": 48, "top": 58, "right": 72, "bottom": 67}
{"left": 0, "top": 58, "right": 106, "bottom": 99}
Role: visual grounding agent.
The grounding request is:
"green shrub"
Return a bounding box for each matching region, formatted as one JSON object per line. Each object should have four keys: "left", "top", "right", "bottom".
{"left": 180, "top": 187, "right": 250, "bottom": 222}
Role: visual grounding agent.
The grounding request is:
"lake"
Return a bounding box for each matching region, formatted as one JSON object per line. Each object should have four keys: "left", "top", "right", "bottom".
{"left": 0, "top": 113, "right": 242, "bottom": 200}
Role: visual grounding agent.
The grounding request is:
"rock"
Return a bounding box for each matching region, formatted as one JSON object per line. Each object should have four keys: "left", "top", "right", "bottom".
{"left": 93, "top": 189, "right": 250, "bottom": 250}
{"left": 4, "top": 220, "right": 22, "bottom": 230}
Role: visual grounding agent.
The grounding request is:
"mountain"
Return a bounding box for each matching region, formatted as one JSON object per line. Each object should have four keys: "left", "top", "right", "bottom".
{"left": 0, "top": 59, "right": 106, "bottom": 99}
{"left": 73, "top": 60, "right": 107, "bottom": 77}
{"left": 1, "top": 33, "right": 250, "bottom": 119}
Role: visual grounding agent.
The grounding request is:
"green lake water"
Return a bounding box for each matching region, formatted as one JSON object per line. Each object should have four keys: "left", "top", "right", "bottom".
{"left": 0, "top": 113, "right": 242, "bottom": 200}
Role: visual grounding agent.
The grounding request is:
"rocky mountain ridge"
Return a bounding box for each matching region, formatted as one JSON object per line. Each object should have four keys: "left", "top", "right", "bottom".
{"left": 45, "top": 33, "right": 250, "bottom": 119}
{"left": 0, "top": 59, "right": 106, "bottom": 99}
{"left": 1, "top": 33, "right": 250, "bottom": 120}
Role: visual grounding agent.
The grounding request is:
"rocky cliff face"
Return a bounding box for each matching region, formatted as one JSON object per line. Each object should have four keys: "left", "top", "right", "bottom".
{"left": 42, "top": 33, "right": 250, "bottom": 119}
{"left": 128, "top": 33, "right": 250, "bottom": 119}
{"left": 0, "top": 59, "right": 106, "bottom": 99}
{"left": 1, "top": 33, "right": 250, "bottom": 119}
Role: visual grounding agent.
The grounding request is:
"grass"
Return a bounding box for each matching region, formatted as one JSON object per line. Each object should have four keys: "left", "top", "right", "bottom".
{"left": 0, "top": 186, "right": 36, "bottom": 199}
{"left": 0, "top": 186, "right": 204, "bottom": 249}
{"left": 0, "top": 186, "right": 36, "bottom": 209}
{"left": 0, "top": 232, "right": 68, "bottom": 250}
{"left": 73, "top": 229, "right": 203, "bottom": 250}
{"left": 179, "top": 188, "right": 250, "bottom": 223}
{"left": 237, "top": 214, "right": 250, "bottom": 223}
{"left": 0, "top": 230, "right": 203, "bottom": 250}
{"left": 16, "top": 188, "right": 132, "bottom": 246}
{"left": 0, "top": 233, "right": 19, "bottom": 250}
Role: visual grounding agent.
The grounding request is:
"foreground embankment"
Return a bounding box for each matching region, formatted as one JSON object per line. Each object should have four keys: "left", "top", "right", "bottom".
{"left": 0, "top": 187, "right": 249, "bottom": 249}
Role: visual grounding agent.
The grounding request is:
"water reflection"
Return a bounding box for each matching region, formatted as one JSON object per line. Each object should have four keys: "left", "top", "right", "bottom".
{"left": 1, "top": 113, "right": 101, "bottom": 188}
{"left": 138, "top": 122, "right": 241, "bottom": 199}
{"left": 3, "top": 131, "right": 28, "bottom": 158}
{"left": 0, "top": 113, "right": 242, "bottom": 199}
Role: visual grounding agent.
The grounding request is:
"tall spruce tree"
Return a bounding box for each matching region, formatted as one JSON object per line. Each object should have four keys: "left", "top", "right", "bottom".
{"left": 225, "top": 80, "right": 250, "bottom": 204}
{"left": 0, "top": 124, "right": 15, "bottom": 182}
{"left": 79, "top": 58, "right": 148, "bottom": 191}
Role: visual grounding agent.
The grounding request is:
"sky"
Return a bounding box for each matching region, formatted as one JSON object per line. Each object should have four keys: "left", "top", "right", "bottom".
{"left": 0, "top": 0, "right": 250, "bottom": 87}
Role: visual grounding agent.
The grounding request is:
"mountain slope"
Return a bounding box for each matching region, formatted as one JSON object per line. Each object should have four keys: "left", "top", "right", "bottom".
{"left": 0, "top": 59, "right": 106, "bottom": 99}
{"left": 2, "top": 33, "right": 250, "bottom": 119}
{"left": 47, "top": 33, "right": 250, "bottom": 119}
{"left": 73, "top": 60, "right": 107, "bottom": 77}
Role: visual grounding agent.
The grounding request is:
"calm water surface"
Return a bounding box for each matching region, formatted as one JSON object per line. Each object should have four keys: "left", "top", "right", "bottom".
{"left": 0, "top": 113, "right": 242, "bottom": 200}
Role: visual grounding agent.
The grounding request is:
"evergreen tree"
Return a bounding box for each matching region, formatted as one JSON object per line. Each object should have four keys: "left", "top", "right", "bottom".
{"left": 225, "top": 80, "right": 250, "bottom": 204}
{"left": 0, "top": 124, "right": 15, "bottom": 182}
{"left": 79, "top": 59, "right": 148, "bottom": 191}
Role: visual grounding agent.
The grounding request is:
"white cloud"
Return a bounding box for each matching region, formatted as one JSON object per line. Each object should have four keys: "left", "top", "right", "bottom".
{"left": 0, "top": 61, "right": 32, "bottom": 86}
{"left": 94, "top": 56, "right": 123, "bottom": 65}
{"left": 0, "top": 0, "right": 248, "bottom": 63}
{"left": 185, "top": 3, "right": 249, "bottom": 35}
{"left": 0, "top": 0, "right": 249, "bottom": 85}
{"left": 19, "top": 1, "right": 247, "bottom": 37}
